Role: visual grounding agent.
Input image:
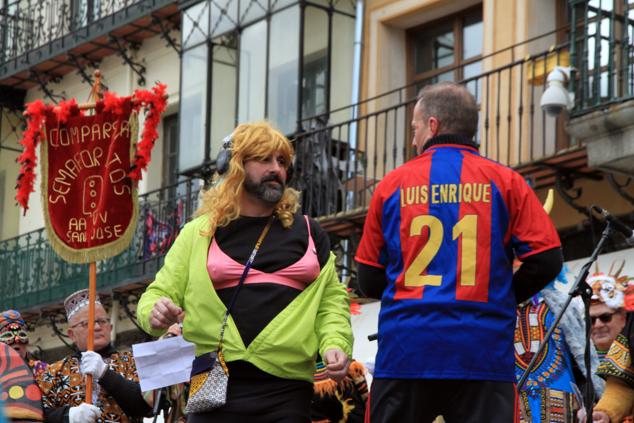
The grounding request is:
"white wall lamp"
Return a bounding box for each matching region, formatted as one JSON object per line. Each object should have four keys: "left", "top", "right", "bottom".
{"left": 540, "top": 66, "right": 575, "bottom": 117}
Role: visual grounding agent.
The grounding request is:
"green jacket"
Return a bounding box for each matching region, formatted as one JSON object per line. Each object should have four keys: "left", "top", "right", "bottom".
{"left": 137, "top": 215, "right": 353, "bottom": 383}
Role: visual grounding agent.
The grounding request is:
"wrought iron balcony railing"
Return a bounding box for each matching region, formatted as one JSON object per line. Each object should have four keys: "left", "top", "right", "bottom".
{"left": 0, "top": 179, "right": 201, "bottom": 311}
{"left": 0, "top": 0, "right": 176, "bottom": 79}
{"left": 0, "top": 41, "right": 580, "bottom": 311}
{"left": 294, "top": 44, "right": 578, "bottom": 219}
{"left": 569, "top": 1, "right": 634, "bottom": 115}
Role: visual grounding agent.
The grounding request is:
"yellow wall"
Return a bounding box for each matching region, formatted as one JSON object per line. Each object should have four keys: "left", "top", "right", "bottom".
{"left": 539, "top": 178, "right": 634, "bottom": 231}
{"left": 480, "top": 0, "right": 563, "bottom": 167}
{"left": 363, "top": 0, "right": 480, "bottom": 105}
{"left": 0, "top": 112, "right": 21, "bottom": 240}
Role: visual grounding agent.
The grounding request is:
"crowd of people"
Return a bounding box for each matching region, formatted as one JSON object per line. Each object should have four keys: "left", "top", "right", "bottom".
{"left": 0, "top": 82, "right": 633, "bottom": 422}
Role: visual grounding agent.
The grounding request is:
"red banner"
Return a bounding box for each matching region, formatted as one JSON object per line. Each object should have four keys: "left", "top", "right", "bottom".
{"left": 15, "top": 83, "right": 167, "bottom": 263}
{"left": 41, "top": 100, "right": 138, "bottom": 263}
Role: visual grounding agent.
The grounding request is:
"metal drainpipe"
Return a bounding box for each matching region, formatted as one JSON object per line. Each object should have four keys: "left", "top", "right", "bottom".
{"left": 349, "top": 0, "right": 364, "bottom": 150}
{"left": 343, "top": 0, "right": 364, "bottom": 283}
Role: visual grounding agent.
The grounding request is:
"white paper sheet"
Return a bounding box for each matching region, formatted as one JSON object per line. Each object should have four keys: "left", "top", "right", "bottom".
{"left": 132, "top": 336, "right": 195, "bottom": 392}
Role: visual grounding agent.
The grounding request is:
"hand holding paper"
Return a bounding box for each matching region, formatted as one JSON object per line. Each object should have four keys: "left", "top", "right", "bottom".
{"left": 132, "top": 335, "right": 195, "bottom": 392}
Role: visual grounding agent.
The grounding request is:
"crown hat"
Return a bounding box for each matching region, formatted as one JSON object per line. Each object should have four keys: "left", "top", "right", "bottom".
{"left": 64, "top": 289, "right": 102, "bottom": 320}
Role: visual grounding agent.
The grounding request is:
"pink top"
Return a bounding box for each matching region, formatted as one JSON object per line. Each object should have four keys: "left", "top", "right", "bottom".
{"left": 208, "top": 216, "right": 321, "bottom": 291}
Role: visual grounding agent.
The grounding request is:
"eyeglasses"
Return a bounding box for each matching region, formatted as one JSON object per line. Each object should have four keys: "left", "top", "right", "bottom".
{"left": 591, "top": 312, "right": 616, "bottom": 325}
{"left": 70, "top": 318, "right": 111, "bottom": 329}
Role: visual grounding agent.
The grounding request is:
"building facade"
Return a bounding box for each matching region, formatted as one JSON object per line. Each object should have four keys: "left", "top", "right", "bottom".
{"left": 0, "top": 0, "right": 633, "bottom": 361}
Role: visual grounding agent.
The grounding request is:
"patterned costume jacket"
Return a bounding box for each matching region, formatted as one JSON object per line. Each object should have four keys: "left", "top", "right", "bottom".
{"left": 37, "top": 347, "right": 142, "bottom": 423}
{"left": 311, "top": 360, "right": 368, "bottom": 423}
{"left": 597, "top": 313, "right": 634, "bottom": 423}
{"left": 27, "top": 357, "right": 47, "bottom": 378}
{"left": 598, "top": 333, "right": 634, "bottom": 389}
{"left": 515, "top": 283, "right": 605, "bottom": 423}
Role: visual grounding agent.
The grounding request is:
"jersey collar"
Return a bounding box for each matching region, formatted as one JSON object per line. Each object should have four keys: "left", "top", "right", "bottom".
{"left": 422, "top": 134, "right": 480, "bottom": 153}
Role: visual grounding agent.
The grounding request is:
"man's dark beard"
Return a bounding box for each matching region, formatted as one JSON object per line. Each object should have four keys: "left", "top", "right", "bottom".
{"left": 244, "top": 173, "right": 285, "bottom": 204}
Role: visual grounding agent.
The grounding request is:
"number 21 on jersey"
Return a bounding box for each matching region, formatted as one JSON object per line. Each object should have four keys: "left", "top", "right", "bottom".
{"left": 404, "top": 214, "right": 478, "bottom": 289}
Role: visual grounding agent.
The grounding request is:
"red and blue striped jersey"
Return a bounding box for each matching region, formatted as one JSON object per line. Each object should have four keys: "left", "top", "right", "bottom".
{"left": 355, "top": 144, "right": 561, "bottom": 381}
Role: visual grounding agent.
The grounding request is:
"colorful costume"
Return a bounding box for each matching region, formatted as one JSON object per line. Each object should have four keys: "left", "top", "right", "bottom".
{"left": 311, "top": 359, "right": 367, "bottom": 423}
{"left": 138, "top": 213, "right": 353, "bottom": 421}
{"left": 0, "top": 309, "right": 47, "bottom": 378}
{"left": 0, "top": 342, "right": 44, "bottom": 421}
{"left": 595, "top": 312, "right": 634, "bottom": 422}
{"left": 38, "top": 346, "right": 145, "bottom": 423}
{"left": 356, "top": 138, "right": 561, "bottom": 382}
{"left": 515, "top": 269, "right": 605, "bottom": 423}
{"left": 38, "top": 289, "right": 151, "bottom": 423}
{"left": 356, "top": 135, "right": 561, "bottom": 422}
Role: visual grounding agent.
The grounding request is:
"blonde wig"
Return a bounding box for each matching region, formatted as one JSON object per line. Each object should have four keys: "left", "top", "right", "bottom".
{"left": 196, "top": 121, "right": 300, "bottom": 237}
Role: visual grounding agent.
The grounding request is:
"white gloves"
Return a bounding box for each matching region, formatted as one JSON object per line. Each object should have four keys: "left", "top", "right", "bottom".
{"left": 68, "top": 403, "right": 100, "bottom": 423}
{"left": 80, "top": 351, "right": 108, "bottom": 379}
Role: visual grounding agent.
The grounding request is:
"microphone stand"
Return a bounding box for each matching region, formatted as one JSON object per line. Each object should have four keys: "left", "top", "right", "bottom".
{"left": 517, "top": 219, "right": 615, "bottom": 421}
{"left": 152, "top": 387, "right": 171, "bottom": 423}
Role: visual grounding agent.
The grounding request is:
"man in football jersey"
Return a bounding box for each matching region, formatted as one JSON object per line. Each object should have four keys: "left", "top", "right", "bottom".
{"left": 355, "top": 82, "right": 563, "bottom": 422}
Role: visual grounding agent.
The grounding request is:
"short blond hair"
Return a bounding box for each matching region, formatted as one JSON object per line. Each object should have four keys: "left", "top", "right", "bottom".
{"left": 196, "top": 121, "right": 300, "bottom": 236}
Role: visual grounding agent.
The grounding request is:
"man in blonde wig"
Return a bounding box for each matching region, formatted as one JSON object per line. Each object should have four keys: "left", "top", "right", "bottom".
{"left": 138, "top": 121, "right": 353, "bottom": 422}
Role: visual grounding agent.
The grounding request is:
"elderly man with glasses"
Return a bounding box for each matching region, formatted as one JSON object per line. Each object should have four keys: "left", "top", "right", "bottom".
{"left": 576, "top": 264, "right": 634, "bottom": 423}
{"left": 37, "top": 289, "right": 152, "bottom": 423}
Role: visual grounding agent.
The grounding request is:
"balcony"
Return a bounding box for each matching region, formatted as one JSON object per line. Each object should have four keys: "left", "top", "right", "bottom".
{"left": 0, "top": 31, "right": 612, "bottom": 312}
{"left": 0, "top": 179, "right": 201, "bottom": 312}
{"left": 568, "top": 1, "right": 634, "bottom": 114}
{"left": 0, "top": 0, "right": 179, "bottom": 91}
{"left": 565, "top": 0, "right": 634, "bottom": 176}
{"left": 295, "top": 43, "right": 599, "bottom": 235}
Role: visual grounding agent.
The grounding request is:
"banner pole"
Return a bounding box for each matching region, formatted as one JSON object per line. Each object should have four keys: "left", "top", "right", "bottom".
{"left": 86, "top": 261, "right": 97, "bottom": 404}
{"left": 84, "top": 71, "right": 101, "bottom": 406}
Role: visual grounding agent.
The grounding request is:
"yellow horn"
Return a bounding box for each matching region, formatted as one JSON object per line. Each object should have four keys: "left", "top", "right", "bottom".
{"left": 543, "top": 189, "right": 554, "bottom": 214}
{"left": 612, "top": 259, "right": 625, "bottom": 278}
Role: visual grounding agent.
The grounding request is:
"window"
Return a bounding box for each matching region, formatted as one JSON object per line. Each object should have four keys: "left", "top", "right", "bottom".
{"left": 72, "top": 0, "right": 102, "bottom": 29}
{"left": 570, "top": 0, "right": 634, "bottom": 105}
{"left": 407, "top": 8, "right": 483, "bottom": 96}
{"left": 1, "top": 1, "right": 21, "bottom": 60}
{"left": 178, "top": 43, "right": 208, "bottom": 174}
{"left": 210, "top": 36, "right": 238, "bottom": 159}
{"left": 178, "top": 0, "right": 356, "bottom": 175}
{"left": 238, "top": 20, "right": 267, "bottom": 125}
{"left": 303, "top": 51, "right": 327, "bottom": 119}
{"left": 182, "top": 1, "right": 210, "bottom": 48}
{"left": 162, "top": 114, "right": 179, "bottom": 188}
{"left": 267, "top": 7, "right": 300, "bottom": 134}
{"left": 302, "top": 7, "right": 328, "bottom": 121}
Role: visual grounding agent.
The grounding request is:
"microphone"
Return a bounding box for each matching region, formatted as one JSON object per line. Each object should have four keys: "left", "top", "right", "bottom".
{"left": 592, "top": 206, "right": 634, "bottom": 246}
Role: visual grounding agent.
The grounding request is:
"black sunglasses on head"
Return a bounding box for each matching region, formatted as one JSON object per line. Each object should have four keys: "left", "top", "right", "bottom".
{"left": 591, "top": 312, "right": 616, "bottom": 325}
